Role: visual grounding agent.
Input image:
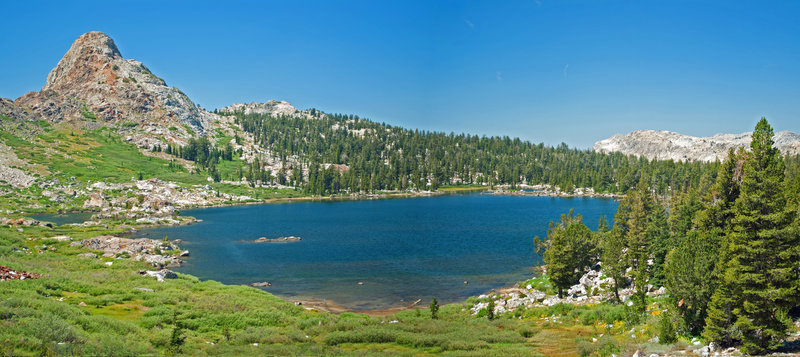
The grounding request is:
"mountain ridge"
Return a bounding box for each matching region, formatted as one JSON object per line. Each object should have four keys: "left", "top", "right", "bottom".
{"left": 593, "top": 129, "right": 800, "bottom": 162}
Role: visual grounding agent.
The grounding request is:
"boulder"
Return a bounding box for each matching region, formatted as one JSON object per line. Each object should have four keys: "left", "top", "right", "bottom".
{"left": 47, "top": 235, "right": 72, "bottom": 242}
{"left": 141, "top": 269, "right": 177, "bottom": 282}
{"left": 83, "top": 193, "right": 107, "bottom": 208}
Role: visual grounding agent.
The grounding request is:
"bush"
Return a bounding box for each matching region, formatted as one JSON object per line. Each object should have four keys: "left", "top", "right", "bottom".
{"left": 323, "top": 329, "right": 399, "bottom": 345}
{"left": 576, "top": 335, "right": 619, "bottom": 356}
{"left": 657, "top": 314, "right": 677, "bottom": 344}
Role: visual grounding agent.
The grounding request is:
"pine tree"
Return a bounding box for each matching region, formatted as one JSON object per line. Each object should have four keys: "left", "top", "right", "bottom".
{"left": 690, "top": 148, "right": 744, "bottom": 340}
{"left": 648, "top": 200, "right": 670, "bottom": 287}
{"left": 429, "top": 297, "right": 439, "bottom": 319}
{"left": 704, "top": 118, "right": 800, "bottom": 353}
{"left": 618, "top": 178, "right": 654, "bottom": 311}
{"left": 602, "top": 227, "right": 627, "bottom": 302}
{"left": 540, "top": 210, "right": 596, "bottom": 298}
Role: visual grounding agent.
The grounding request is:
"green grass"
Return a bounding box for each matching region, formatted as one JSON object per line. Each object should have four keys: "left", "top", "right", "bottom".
{"left": 0, "top": 128, "right": 205, "bottom": 184}
{"left": 520, "top": 274, "right": 557, "bottom": 296}
{"left": 437, "top": 184, "right": 489, "bottom": 192}
{"left": 81, "top": 106, "right": 97, "bottom": 121}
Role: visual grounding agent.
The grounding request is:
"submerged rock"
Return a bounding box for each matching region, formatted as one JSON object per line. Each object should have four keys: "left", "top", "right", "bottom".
{"left": 250, "top": 282, "right": 272, "bottom": 287}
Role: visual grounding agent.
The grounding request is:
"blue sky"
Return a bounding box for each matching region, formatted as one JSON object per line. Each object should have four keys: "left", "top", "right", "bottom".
{"left": 1, "top": 1, "right": 799, "bottom": 148}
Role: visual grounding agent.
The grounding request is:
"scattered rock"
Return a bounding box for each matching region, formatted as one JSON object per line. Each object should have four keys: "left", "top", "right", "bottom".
{"left": 0, "top": 265, "right": 41, "bottom": 281}
{"left": 77, "top": 252, "right": 98, "bottom": 259}
{"left": 78, "top": 302, "right": 87, "bottom": 307}
{"left": 134, "top": 287, "right": 154, "bottom": 292}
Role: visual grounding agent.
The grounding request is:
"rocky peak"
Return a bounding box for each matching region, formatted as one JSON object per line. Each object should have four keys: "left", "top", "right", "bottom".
{"left": 11, "top": 31, "right": 214, "bottom": 137}
{"left": 44, "top": 31, "right": 123, "bottom": 92}
{"left": 593, "top": 129, "right": 800, "bottom": 162}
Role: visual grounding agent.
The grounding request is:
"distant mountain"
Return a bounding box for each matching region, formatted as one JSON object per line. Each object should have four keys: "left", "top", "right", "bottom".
{"left": 593, "top": 130, "right": 800, "bottom": 162}
{"left": 218, "top": 100, "right": 319, "bottom": 120}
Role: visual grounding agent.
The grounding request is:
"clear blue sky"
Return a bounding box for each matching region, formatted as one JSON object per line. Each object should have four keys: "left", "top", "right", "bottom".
{"left": 2, "top": 1, "right": 799, "bottom": 148}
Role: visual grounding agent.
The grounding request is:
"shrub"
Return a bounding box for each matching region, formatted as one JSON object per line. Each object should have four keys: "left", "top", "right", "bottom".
{"left": 486, "top": 299, "right": 495, "bottom": 320}
{"left": 657, "top": 313, "right": 677, "bottom": 344}
{"left": 430, "top": 297, "right": 439, "bottom": 319}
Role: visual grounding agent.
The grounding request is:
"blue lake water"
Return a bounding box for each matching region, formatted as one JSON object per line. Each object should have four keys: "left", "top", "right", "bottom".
{"left": 135, "top": 194, "right": 618, "bottom": 310}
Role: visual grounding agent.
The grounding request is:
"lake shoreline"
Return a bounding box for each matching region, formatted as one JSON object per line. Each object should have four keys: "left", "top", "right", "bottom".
{"left": 33, "top": 191, "right": 617, "bottom": 317}
{"left": 284, "top": 297, "right": 428, "bottom": 316}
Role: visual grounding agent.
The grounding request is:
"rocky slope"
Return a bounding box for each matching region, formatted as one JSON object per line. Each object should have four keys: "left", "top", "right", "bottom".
{"left": 594, "top": 129, "right": 800, "bottom": 162}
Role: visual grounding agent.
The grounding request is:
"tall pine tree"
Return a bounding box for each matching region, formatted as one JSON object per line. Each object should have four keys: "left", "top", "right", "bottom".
{"left": 704, "top": 118, "right": 800, "bottom": 353}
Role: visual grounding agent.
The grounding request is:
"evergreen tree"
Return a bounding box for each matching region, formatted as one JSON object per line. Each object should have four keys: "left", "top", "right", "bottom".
{"left": 648, "top": 200, "right": 671, "bottom": 287}
{"left": 665, "top": 229, "right": 721, "bottom": 335}
{"left": 704, "top": 118, "right": 800, "bottom": 353}
{"left": 618, "top": 178, "right": 655, "bottom": 311}
{"left": 429, "top": 297, "right": 439, "bottom": 319}
{"left": 666, "top": 149, "right": 740, "bottom": 337}
{"left": 601, "top": 227, "right": 627, "bottom": 302}
{"left": 539, "top": 210, "right": 597, "bottom": 298}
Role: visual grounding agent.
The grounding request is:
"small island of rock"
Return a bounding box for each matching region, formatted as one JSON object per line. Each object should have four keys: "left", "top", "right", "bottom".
{"left": 253, "top": 236, "right": 302, "bottom": 243}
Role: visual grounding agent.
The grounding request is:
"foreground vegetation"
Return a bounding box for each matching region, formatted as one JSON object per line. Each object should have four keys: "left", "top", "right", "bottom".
{"left": 2, "top": 221, "right": 725, "bottom": 356}
{"left": 538, "top": 119, "right": 800, "bottom": 354}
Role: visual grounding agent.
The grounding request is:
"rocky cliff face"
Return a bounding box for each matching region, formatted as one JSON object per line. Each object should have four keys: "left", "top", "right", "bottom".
{"left": 6, "top": 31, "right": 215, "bottom": 137}
{"left": 594, "top": 130, "right": 800, "bottom": 162}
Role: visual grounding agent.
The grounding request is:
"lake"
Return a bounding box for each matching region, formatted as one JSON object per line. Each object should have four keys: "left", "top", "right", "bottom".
{"left": 135, "top": 193, "right": 618, "bottom": 310}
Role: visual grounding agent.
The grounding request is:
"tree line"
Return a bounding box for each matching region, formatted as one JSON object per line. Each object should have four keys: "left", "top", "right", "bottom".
{"left": 537, "top": 118, "right": 800, "bottom": 354}
{"left": 222, "top": 110, "right": 717, "bottom": 195}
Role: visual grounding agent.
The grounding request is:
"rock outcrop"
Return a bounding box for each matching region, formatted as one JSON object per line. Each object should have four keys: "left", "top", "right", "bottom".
{"left": 594, "top": 129, "right": 800, "bottom": 162}
{"left": 253, "top": 236, "right": 301, "bottom": 243}
{"left": 218, "top": 100, "right": 319, "bottom": 119}
{"left": 70, "top": 235, "right": 185, "bottom": 268}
